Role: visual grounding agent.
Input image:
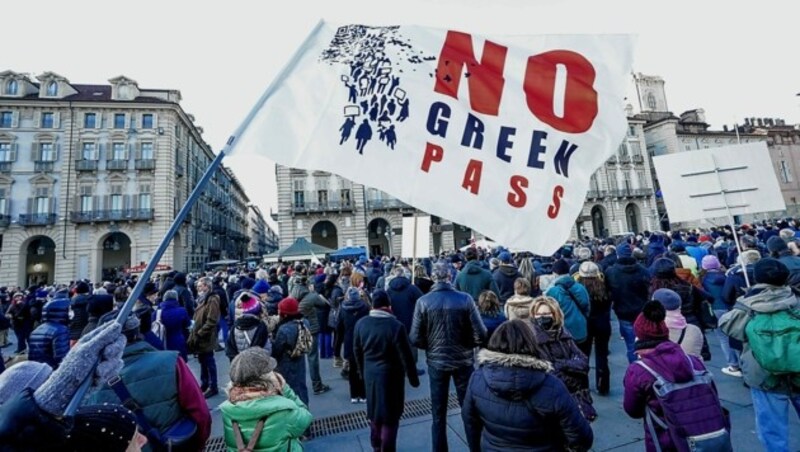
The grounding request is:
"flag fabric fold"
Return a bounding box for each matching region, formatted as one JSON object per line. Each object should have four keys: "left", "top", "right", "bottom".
{"left": 227, "top": 20, "right": 634, "bottom": 255}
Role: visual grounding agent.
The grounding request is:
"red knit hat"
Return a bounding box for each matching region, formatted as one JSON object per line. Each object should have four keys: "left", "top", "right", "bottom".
{"left": 633, "top": 301, "right": 669, "bottom": 342}
{"left": 278, "top": 297, "right": 300, "bottom": 316}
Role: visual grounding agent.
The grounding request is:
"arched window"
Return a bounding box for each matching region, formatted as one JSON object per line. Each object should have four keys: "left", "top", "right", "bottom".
{"left": 6, "top": 80, "right": 18, "bottom": 95}
{"left": 646, "top": 92, "right": 657, "bottom": 110}
{"left": 46, "top": 81, "right": 58, "bottom": 96}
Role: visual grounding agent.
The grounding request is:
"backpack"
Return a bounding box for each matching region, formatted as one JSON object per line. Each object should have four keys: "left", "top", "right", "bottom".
{"left": 232, "top": 417, "right": 267, "bottom": 452}
{"left": 152, "top": 309, "right": 167, "bottom": 345}
{"left": 634, "top": 355, "right": 731, "bottom": 452}
{"left": 290, "top": 320, "right": 314, "bottom": 358}
{"left": 745, "top": 307, "right": 800, "bottom": 374}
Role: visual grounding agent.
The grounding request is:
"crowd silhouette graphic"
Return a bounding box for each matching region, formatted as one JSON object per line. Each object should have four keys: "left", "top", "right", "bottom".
{"left": 321, "top": 25, "right": 434, "bottom": 155}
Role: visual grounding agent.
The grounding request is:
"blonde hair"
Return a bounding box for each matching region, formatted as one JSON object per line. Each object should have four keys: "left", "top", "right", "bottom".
{"left": 513, "top": 277, "right": 531, "bottom": 295}
{"left": 350, "top": 272, "right": 365, "bottom": 288}
{"left": 478, "top": 290, "right": 501, "bottom": 316}
{"left": 530, "top": 296, "right": 564, "bottom": 328}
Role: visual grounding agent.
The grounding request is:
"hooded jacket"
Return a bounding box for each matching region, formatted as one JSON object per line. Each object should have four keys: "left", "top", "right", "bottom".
{"left": 291, "top": 285, "right": 328, "bottom": 335}
{"left": 455, "top": 261, "right": 500, "bottom": 302}
{"left": 504, "top": 294, "right": 535, "bottom": 321}
{"left": 387, "top": 276, "right": 423, "bottom": 332}
{"left": 335, "top": 294, "right": 369, "bottom": 360}
{"left": 462, "top": 349, "right": 593, "bottom": 452}
{"left": 492, "top": 265, "right": 520, "bottom": 304}
{"left": 719, "top": 285, "right": 800, "bottom": 393}
{"left": 27, "top": 298, "right": 70, "bottom": 368}
{"left": 605, "top": 257, "right": 651, "bottom": 322}
{"left": 545, "top": 276, "right": 590, "bottom": 342}
{"left": 623, "top": 341, "right": 719, "bottom": 451}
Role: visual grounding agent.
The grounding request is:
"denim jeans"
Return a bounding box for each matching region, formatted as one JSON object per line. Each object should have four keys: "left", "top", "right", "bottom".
{"left": 750, "top": 387, "right": 800, "bottom": 451}
{"left": 714, "top": 309, "right": 740, "bottom": 367}
{"left": 428, "top": 365, "right": 473, "bottom": 452}
{"left": 198, "top": 351, "right": 217, "bottom": 390}
{"left": 218, "top": 319, "right": 229, "bottom": 343}
{"left": 307, "top": 333, "right": 323, "bottom": 389}
{"left": 619, "top": 320, "right": 637, "bottom": 363}
{"left": 585, "top": 316, "right": 612, "bottom": 393}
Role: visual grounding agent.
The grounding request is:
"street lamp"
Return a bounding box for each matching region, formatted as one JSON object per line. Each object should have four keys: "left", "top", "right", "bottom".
{"left": 384, "top": 228, "right": 393, "bottom": 257}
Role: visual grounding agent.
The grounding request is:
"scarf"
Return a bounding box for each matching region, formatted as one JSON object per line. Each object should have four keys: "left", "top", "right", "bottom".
{"left": 369, "top": 308, "right": 394, "bottom": 318}
{"left": 664, "top": 310, "right": 687, "bottom": 330}
{"left": 227, "top": 386, "right": 279, "bottom": 403}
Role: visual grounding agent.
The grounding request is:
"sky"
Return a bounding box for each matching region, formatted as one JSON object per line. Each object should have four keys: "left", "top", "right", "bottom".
{"left": 5, "top": 0, "right": 799, "bottom": 229}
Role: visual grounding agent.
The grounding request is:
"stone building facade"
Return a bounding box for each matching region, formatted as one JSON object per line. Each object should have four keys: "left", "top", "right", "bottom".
{"left": 0, "top": 71, "right": 252, "bottom": 286}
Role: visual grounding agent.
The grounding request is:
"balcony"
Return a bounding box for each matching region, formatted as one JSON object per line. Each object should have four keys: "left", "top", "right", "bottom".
{"left": 75, "top": 160, "right": 98, "bottom": 172}
{"left": 135, "top": 159, "right": 156, "bottom": 171}
{"left": 107, "top": 160, "right": 128, "bottom": 171}
{"left": 19, "top": 213, "right": 58, "bottom": 226}
{"left": 632, "top": 154, "right": 645, "bottom": 164}
{"left": 586, "top": 190, "right": 604, "bottom": 200}
{"left": 618, "top": 155, "right": 632, "bottom": 164}
{"left": 610, "top": 188, "right": 654, "bottom": 198}
{"left": 0, "top": 215, "right": 10, "bottom": 228}
{"left": 291, "top": 200, "right": 354, "bottom": 213}
{"left": 605, "top": 156, "right": 617, "bottom": 165}
{"left": 0, "top": 162, "right": 12, "bottom": 173}
{"left": 631, "top": 188, "right": 654, "bottom": 197}
{"left": 69, "top": 209, "right": 154, "bottom": 223}
{"left": 176, "top": 164, "right": 184, "bottom": 178}
{"left": 34, "top": 161, "right": 55, "bottom": 172}
{"left": 368, "top": 198, "right": 413, "bottom": 211}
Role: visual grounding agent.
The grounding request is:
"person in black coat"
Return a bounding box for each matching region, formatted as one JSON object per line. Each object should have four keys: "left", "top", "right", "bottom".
{"left": 462, "top": 319, "right": 593, "bottom": 452}
{"left": 604, "top": 243, "right": 650, "bottom": 363}
{"left": 68, "top": 281, "right": 93, "bottom": 344}
{"left": 354, "top": 289, "right": 420, "bottom": 452}
{"left": 336, "top": 287, "right": 371, "bottom": 402}
{"left": 492, "top": 252, "right": 520, "bottom": 304}
{"left": 386, "top": 273, "right": 424, "bottom": 370}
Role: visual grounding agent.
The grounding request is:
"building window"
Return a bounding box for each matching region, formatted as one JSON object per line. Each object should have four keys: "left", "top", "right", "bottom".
{"left": 341, "top": 188, "right": 351, "bottom": 206}
{"left": 0, "top": 191, "right": 7, "bottom": 215}
{"left": 41, "top": 112, "right": 54, "bottom": 128}
{"left": 80, "top": 195, "right": 93, "bottom": 212}
{"left": 647, "top": 92, "right": 657, "bottom": 110}
{"left": 0, "top": 112, "right": 11, "bottom": 128}
{"left": 81, "top": 142, "right": 96, "bottom": 160}
{"left": 139, "top": 193, "right": 151, "bottom": 210}
{"left": 142, "top": 114, "right": 153, "bottom": 129}
{"left": 84, "top": 113, "right": 96, "bottom": 128}
{"left": 628, "top": 125, "right": 636, "bottom": 137}
{"left": 39, "top": 143, "right": 55, "bottom": 161}
{"left": 114, "top": 113, "right": 125, "bottom": 129}
{"left": 293, "top": 191, "right": 305, "bottom": 207}
{"left": 140, "top": 142, "right": 154, "bottom": 159}
{"left": 5, "top": 80, "right": 17, "bottom": 95}
{"left": 111, "top": 194, "right": 123, "bottom": 211}
{"left": 779, "top": 160, "right": 793, "bottom": 184}
{"left": 629, "top": 141, "right": 642, "bottom": 156}
{"left": 35, "top": 189, "right": 49, "bottom": 214}
{"left": 317, "top": 189, "right": 328, "bottom": 205}
{"left": 0, "top": 143, "right": 11, "bottom": 162}
{"left": 46, "top": 81, "right": 58, "bottom": 96}
{"left": 112, "top": 142, "right": 126, "bottom": 160}
{"left": 618, "top": 142, "right": 628, "bottom": 157}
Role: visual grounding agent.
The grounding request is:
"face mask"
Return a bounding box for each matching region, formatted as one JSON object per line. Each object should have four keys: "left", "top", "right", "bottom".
{"left": 536, "top": 316, "right": 555, "bottom": 330}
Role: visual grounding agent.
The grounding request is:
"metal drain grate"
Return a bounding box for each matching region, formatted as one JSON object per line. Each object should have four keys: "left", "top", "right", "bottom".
{"left": 204, "top": 393, "right": 460, "bottom": 450}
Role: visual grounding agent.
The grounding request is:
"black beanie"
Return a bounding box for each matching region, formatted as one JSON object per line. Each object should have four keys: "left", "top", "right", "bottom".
{"left": 753, "top": 258, "right": 790, "bottom": 286}
{"left": 68, "top": 404, "right": 139, "bottom": 451}
{"left": 372, "top": 289, "right": 391, "bottom": 309}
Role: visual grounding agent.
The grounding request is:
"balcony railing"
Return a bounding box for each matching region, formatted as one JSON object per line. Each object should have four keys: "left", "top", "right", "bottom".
{"left": 19, "top": 213, "right": 58, "bottom": 226}
{"left": 69, "top": 209, "right": 154, "bottom": 223}
{"left": 0, "top": 215, "right": 10, "bottom": 228}
{"left": 291, "top": 200, "right": 354, "bottom": 213}
{"left": 75, "top": 160, "right": 98, "bottom": 171}
{"left": 107, "top": 160, "right": 128, "bottom": 171}
{"left": 610, "top": 188, "right": 654, "bottom": 198}
{"left": 34, "top": 161, "right": 55, "bottom": 172}
{"left": 0, "top": 162, "right": 12, "bottom": 173}
{"left": 618, "top": 155, "right": 631, "bottom": 164}
{"left": 367, "top": 198, "right": 413, "bottom": 210}
{"left": 605, "top": 156, "right": 617, "bottom": 165}
{"left": 632, "top": 154, "right": 645, "bottom": 164}
{"left": 586, "top": 190, "right": 604, "bottom": 199}
{"left": 135, "top": 159, "right": 156, "bottom": 170}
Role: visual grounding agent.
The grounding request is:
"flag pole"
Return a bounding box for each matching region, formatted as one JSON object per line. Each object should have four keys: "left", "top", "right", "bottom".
{"left": 411, "top": 212, "right": 418, "bottom": 285}
{"left": 64, "top": 148, "right": 227, "bottom": 416}
{"left": 709, "top": 152, "right": 750, "bottom": 288}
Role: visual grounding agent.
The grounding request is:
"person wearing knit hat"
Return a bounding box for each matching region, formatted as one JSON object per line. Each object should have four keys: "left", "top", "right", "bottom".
{"left": 652, "top": 289, "right": 704, "bottom": 359}
{"left": 252, "top": 279, "right": 271, "bottom": 299}
{"left": 551, "top": 259, "right": 571, "bottom": 276}
{"left": 220, "top": 348, "right": 311, "bottom": 452}
{"left": 632, "top": 300, "right": 670, "bottom": 354}
{"left": 68, "top": 404, "right": 147, "bottom": 452}
{"left": 0, "top": 361, "right": 52, "bottom": 406}
{"left": 752, "top": 257, "right": 790, "bottom": 286}
{"left": 623, "top": 300, "right": 720, "bottom": 452}
{"left": 616, "top": 243, "right": 633, "bottom": 259}
{"left": 766, "top": 235, "right": 800, "bottom": 275}
{"left": 698, "top": 254, "right": 741, "bottom": 376}
{"left": 272, "top": 296, "right": 310, "bottom": 405}
{"left": 338, "top": 284, "right": 370, "bottom": 403}
{"left": 225, "top": 293, "right": 270, "bottom": 363}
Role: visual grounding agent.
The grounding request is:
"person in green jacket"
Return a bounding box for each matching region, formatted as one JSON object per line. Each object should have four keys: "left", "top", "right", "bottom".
{"left": 455, "top": 248, "right": 500, "bottom": 303}
{"left": 220, "top": 347, "right": 313, "bottom": 452}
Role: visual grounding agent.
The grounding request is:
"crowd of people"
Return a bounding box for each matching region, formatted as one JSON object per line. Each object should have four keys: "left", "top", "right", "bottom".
{"left": 0, "top": 219, "right": 799, "bottom": 451}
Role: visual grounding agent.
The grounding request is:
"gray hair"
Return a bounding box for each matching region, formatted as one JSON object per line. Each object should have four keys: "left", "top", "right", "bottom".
{"left": 197, "top": 277, "right": 213, "bottom": 289}
{"left": 739, "top": 249, "right": 762, "bottom": 266}
{"left": 431, "top": 262, "right": 451, "bottom": 283}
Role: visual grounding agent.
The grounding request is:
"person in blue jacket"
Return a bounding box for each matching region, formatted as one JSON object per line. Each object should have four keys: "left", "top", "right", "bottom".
{"left": 27, "top": 295, "right": 70, "bottom": 369}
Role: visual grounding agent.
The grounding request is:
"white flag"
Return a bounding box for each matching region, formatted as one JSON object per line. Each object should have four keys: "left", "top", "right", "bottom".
{"left": 227, "top": 20, "right": 634, "bottom": 255}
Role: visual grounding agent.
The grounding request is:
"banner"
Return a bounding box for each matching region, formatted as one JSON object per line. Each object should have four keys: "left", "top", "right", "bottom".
{"left": 227, "top": 21, "right": 634, "bottom": 255}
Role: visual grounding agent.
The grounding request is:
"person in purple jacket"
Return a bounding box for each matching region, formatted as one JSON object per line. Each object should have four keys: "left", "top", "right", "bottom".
{"left": 623, "top": 301, "right": 723, "bottom": 451}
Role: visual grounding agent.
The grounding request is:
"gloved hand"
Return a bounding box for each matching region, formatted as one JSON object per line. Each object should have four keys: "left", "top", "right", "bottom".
{"left": 33, "top": 321, "right": 126, "bottom": 416}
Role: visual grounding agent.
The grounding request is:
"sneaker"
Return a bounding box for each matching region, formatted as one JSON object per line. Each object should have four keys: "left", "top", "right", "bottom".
{"left": 333, "top": 357, "right": 344, "bottom": 368}
{"left": 350, "top": 398, "right": 359, "bottom": 404}
{"left": 203, "top": 388, "right": 219, "bottom": 399}
{"left": 358, "top": 398, "right": 367, "bottom": 403}
{"left": 721, "top": 366, "right": 743, "bottom": 378}
{"left": 313, "top": 384, "right": 331, "bottom": 395}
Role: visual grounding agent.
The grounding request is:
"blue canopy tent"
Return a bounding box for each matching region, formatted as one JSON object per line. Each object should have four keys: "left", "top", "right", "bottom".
{"left": 329, "top": 245, "right": 368, "bottom": 262}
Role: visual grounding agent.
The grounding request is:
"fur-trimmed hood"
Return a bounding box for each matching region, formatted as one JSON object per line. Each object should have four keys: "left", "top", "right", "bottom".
{"left": 477, "top": 349, "right": 553, "bottom": 372}
{"left": 477, "top": 349, "right": 553, "bottom": 400}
